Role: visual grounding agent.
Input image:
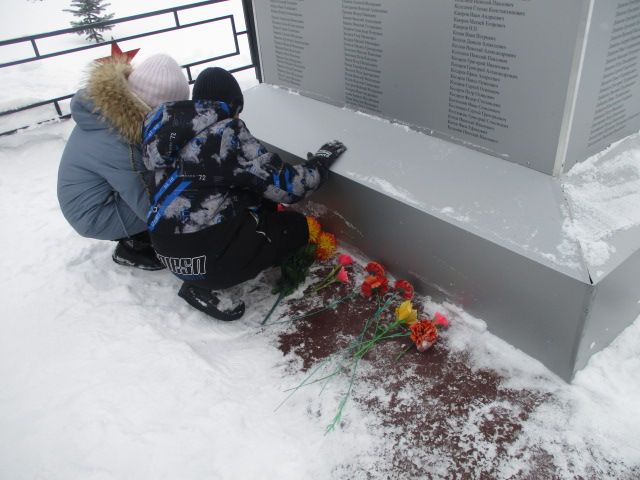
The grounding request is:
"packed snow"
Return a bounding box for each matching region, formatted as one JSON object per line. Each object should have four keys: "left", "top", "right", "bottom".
{"left": 561, "top": 132, "right": 640, "bottom": 270}
{"left": 1, "top": 0, "right": 640, "bottom": 478}
{"left": 1, "top": 103, "right": 639, "bottom": 480}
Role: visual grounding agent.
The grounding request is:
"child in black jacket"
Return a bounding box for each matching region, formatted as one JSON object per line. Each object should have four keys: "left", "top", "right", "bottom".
{"left": 142, "top": 67, "right": 346, "bottom": 320}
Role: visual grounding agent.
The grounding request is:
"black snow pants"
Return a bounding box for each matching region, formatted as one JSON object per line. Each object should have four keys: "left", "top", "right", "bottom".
{"left": 150, "top": 209, "right": 309, "bottom": 290}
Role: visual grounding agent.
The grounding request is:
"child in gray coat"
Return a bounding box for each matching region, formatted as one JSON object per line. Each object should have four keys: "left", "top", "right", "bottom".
{"left": 57, "top": 53, "right": 189, "bottom": 269}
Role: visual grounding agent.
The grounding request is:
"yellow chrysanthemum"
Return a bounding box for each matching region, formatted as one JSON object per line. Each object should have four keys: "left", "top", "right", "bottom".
{"left": 306, "top": 216, "right": 322, "bottom": 244}
{"left": 395, "top": 300, "right": 418, "bottom": 326}
{"left": 316, "top": 231, "right": 337, "bottom": 261}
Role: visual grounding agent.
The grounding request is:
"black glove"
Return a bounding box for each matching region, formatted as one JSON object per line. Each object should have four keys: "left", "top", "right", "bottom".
{"left": 307, "top": 140, "right": 347, "bottom": 165}
{"left": 305, "top": 141, "right": 346, "bottom": 184}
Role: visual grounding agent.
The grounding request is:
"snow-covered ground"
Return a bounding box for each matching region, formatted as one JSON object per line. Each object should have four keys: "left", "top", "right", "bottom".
{"left": 561, "top": 133, "right": 640, "bottom": 273}
{"left": 1, "top": 121, "right": 640, "bottom": 479}
{"left": 1, "top": 1, "right": 640, "bottom": 478}
{"left": 1, "top": 121, "right": 640, "bottom": 478}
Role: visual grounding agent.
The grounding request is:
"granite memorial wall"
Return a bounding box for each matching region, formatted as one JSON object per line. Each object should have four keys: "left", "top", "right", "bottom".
{"left": 253, "top": 0, "right": 640, "bottom": 175}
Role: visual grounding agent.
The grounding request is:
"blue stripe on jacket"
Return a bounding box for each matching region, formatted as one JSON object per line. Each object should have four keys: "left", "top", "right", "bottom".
{"left": 284, "top": 168, "right": 293, "bottom": 194}
{"left": 148, "top": 180, "right": 192, "bottom": 232}
{"left": 153, "top": 170, "right": 178, "bottom": 205}
{"left": 143, "top": 107, "right": 165, "bottom": 141}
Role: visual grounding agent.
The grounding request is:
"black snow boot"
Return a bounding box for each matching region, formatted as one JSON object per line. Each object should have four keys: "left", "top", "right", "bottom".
{"left": 178, "top": 283, "right": 245, "bottom": 321}
{"left": 112, "top": 231, "right": 165, "bottom": 271}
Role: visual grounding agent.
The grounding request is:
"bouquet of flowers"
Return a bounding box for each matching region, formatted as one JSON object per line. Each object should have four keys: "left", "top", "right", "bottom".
{"left": 261, "top": 215, "right": 338, "bottom": 325}
{"left": 279, "top": 257, "right": 450, "bottom": 432}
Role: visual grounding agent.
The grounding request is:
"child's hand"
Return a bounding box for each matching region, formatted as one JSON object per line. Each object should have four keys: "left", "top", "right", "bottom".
{"left": 313, "top": 140, "right": 347, "bottom": 161}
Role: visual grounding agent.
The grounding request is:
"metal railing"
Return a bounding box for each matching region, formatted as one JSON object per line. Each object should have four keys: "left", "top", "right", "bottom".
{"left": 0, "top": 0, "right": 262, "bottom": 136}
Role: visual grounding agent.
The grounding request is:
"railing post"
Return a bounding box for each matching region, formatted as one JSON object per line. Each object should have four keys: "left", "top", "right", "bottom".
{"left": 0, "top": 0, "right": 260, "bottom": 136}
{"left": 30, "top": 39, "right": 40, "bottom": 57}
{"left": 230, "top": 15, "right": 240, "bottom": 55}
{"left": 241, "top": 0, "right": 262, "bottom": 83}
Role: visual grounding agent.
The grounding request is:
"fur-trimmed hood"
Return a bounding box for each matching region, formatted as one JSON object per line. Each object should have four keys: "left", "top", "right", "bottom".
{"left": 73, "top": 58, "right": 148, "bottom": 145}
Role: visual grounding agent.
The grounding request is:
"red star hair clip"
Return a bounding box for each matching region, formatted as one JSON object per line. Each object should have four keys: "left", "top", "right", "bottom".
{"left": 96, "top": 42, "right": 140, "bottom": 63}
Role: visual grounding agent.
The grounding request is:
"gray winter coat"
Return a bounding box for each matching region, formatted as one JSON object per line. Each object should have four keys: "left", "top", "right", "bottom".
{"left": 57, "top": 59, "right": 151, "bottom": 240}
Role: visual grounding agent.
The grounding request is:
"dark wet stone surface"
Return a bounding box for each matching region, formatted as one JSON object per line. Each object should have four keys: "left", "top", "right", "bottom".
{"left": 271, "top": 262, "right": 638, "bottom": 479}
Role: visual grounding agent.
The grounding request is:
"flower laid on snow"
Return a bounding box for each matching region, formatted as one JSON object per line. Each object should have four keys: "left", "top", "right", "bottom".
{"left": 303, "top": 216, "right": 337, "bottom": 261}
{"left": 316, "top": 231, "right": 337, "bottom": 261}
{"left": 433, "top": 312, "right": 449, "bottom": 330}
{"left": 361, "top": 274, "right": 389, "bottom": 298}
{"left": 410, "top": 320, "right": 438, "bottom": 352}
{"left": 394, "top": 279, "right": 414, "bottom": 299}
{"left": 338, "top": 253, "right": 353, "bottom": 266}
{"left": 336, "top": 266, "right": 349, "bottom": 283}
{"left": 365, "top": 261, "right": 385, "bottom": 277}
{"left": 395, "top": 299, "right": 418, "bottom": 326}
{"left": 279, "top": 260, "right": 451, "bottom": 432}
{"left": 312, "top": 261, "right": 351, "bottom": 293}
{"left": 306, "top": 215, "right": 322, "bottom": 244}
{"left": 263, "top": 216, "right": 339, "bottom": 325}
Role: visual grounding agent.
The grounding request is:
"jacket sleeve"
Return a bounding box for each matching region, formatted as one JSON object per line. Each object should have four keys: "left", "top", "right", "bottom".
{"left": 230, "top": 120, "right": 327, "bottom": 204}
{"left": 100, "top": 143, "right": 151, "bottom": 222}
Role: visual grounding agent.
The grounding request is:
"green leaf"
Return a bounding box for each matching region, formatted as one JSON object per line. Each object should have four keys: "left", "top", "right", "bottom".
{"left": 272, "top": 244, "right": 317, "bottom": 297}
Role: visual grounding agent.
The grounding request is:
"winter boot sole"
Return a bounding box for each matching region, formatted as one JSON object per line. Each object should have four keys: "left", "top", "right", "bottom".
{"left": 112, "top": 253, "right": 166, "bottom": 271}
{"left": 178, "top": 283, "right": 245, "bottom": 321}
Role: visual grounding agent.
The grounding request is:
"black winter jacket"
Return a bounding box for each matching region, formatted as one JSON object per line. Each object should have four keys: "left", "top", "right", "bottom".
{"left": 142, "top": 100, "right": 327, "bottom": 236}
{"left": 141, "top": 100, "right": 324, "bottom": 288}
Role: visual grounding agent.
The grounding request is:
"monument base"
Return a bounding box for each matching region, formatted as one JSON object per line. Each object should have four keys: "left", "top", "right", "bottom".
{"left": 241, "top": 84, "right": 640, "bottom": 381}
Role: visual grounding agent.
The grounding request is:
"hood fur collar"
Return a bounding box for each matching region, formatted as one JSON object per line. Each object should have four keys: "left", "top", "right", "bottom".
{"left": 85, "top": 58, "right": 148, "bottom": 145}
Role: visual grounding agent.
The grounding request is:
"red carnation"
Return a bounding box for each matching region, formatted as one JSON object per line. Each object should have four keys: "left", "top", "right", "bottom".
{"left": 365, "top": 261, "right": 385, "bottom": 277}
{"left": 410, "top": 320, "right": 438, "bottom": 352}
{"left": 361, "top": 275, "right": 389, "bottom": 298}
{"left": 394, "top": 279, "right": 414, "bottom": 299}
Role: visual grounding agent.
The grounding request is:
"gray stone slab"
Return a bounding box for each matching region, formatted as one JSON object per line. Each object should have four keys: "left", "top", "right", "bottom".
{"left": 303, "top": 173, "right": 593, "bottom": 382}
{"left": 251, "top": 0, "right": 640, "bottom": 175}
{"left": 243, "top": 85, "right": 588, "bottom": 281}
{"left": 252, "top": 0, "right": 588, "bottom": 174}
{"left": 241, "top": 84, "right": 640, "bottom": 380}
{"left": 563, "top": 0, "right": 640, "bottom": 172}
{"left": 574, "top": 246, "right": 640, "bottom": 373}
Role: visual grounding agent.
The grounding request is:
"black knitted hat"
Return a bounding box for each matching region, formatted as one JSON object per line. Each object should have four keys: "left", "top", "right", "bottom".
{"left": 192, "top": 67, "right": 244, "bottom": 114}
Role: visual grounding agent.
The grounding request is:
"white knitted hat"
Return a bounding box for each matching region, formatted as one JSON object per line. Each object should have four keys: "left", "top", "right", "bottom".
{"left": 128, "top": 54, "right": 190, "bottom": 109}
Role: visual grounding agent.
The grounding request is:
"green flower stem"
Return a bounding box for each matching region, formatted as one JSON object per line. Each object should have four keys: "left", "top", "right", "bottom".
{"left": 261, "top": 291, "right": 286, "bottom": 325}
{"left": 311, "top": 278, "right": 338, "bottom": 293}
{"left": 310, "top": 264, "right": 341, "bottom": 293}
{"left": 276, "top": 289, "right": 413, "bottom": 434}
{"left": 394, "top": 344, "right": 414, "bottom": 361}
{"left": 321, "top": 293, "right": 393, "bottom": 433}
{"left": 326, "top": 356, "right": 360, "bottom": 434}
{"left": 353, "top": 325, "right": 407, "bottom": 359}
{"left": 371, "top": 292, "right": 399, "bottom": 334}
{"left": 265, "top": 289, "right": 358, "bottom": 326}
{"left": 276, "top": 325, "right": 370, "bottom": 411}
{"left": 275, "top": 352, "right": 338, "bottom": 411}
{"left": 323, "top": 304, "right": 409, "bottom": 433}
{"left": 355, "top": 332, "right": 409, "bottom": 355}
{"left": 282, "top": 368, "right": 342, "bottom": 393}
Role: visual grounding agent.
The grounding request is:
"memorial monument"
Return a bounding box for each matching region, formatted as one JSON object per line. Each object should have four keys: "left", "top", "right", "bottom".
{"left": 240, "top": 0, "right": 640, "bottom": 380}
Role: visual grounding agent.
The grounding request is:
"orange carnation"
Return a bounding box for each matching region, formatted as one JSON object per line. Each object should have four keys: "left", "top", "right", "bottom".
{"left": 306, "top": 216, "right": 322, "bottom": 244}
{"left": 316, "top": 231, "right": 337, "bottom": 261}
{"left": 361, "top": 275, "right": 389, "bottom": 298}
{"left": 410, "top": 320, "right": 438, "bottom": 352}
